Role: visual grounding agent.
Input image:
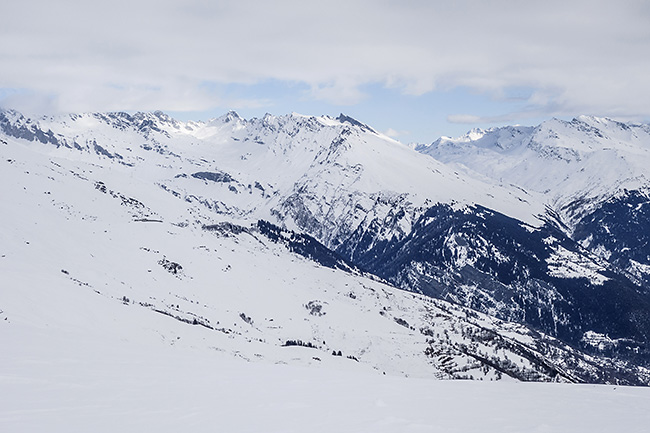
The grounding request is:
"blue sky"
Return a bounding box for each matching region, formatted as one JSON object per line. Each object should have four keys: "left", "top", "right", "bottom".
{"left": 2, "top": 0, "right": 650, "bottom": 143}
{"left": 167, "top": 81, "right": 549, "bottom": 143}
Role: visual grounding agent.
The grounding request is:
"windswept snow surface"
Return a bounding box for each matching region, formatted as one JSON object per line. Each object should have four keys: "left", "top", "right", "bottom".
{"left": 3, "top": 329, "right": 650, "bottom": 433}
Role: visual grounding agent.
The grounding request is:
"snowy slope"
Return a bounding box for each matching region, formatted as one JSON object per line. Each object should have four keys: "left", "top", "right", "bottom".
{"left": 2, "top": 108, "right": 650, "bottom": 392}
{"left": 416, "top": 116, "right": 650, "bottom": 227}
{"left": 4, "top": 131, "right": 638, "bottom": 384}
{"left": 4, "top": 330, "right": 650, "bottom": 433}
{"left": 416, "top": 116, "right": 650, "bottom": 301}
{"left": 4, "top": 108, "right": 650, "bottom": 433}
{"left": 0, "top": 109, "right": 543, "bottom": 227}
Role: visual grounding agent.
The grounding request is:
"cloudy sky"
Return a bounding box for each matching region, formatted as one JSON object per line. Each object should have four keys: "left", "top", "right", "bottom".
{"left": 2, "top": 0, "right": 649, "bottom": 142}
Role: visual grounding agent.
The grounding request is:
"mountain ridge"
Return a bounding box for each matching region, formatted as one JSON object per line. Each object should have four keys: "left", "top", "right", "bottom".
{"left": 2, "top": 107, "right": 650, "bottom": 384}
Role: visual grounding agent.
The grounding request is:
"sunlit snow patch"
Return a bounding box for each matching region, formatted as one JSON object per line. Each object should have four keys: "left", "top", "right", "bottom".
{"left": 546, "top": 244, "right": 609, "bottom": 285}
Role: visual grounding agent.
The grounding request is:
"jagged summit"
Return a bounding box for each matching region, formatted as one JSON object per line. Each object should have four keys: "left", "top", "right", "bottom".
{"left": 423, "top": 124, "right": 534, "bottom": 152}
{"left": 336, "top": 113, "right": 377, "bottom": 134}
{"left": 219, "top": 110, "right": 245, "bottom": 123}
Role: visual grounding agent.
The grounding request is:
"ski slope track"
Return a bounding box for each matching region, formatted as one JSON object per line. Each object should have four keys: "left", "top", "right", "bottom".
{"left": 1, "top": 109, "right": 650, "bottom": 431}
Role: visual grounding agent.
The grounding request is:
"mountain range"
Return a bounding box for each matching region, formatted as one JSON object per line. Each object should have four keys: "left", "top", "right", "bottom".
{"left": 2, "top": 108, "right": 650, "bottom": 387}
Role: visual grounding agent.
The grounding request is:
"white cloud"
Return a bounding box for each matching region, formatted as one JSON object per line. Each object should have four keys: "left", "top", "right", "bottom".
{"left": 307, "top": 80, "right": 368, "bottom": 106}
{"left": 382, "top": 128, "right": 402, "bottom": 138}
{"left": 1, "top": 0, "right": 649, "bottom": 122}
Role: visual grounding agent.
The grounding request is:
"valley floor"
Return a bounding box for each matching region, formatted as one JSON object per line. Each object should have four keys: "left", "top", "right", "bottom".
{"left": 2, "top": 326, "right": 649, "bottom": 433}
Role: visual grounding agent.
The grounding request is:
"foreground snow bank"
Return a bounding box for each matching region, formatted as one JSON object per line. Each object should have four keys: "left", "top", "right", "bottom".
{"left": 2, "top": 327, "right": 649, "bottom": 433}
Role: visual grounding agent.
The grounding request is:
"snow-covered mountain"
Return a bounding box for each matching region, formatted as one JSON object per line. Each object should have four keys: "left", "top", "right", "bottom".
{"left": 417, "top": 116, "right": 650, "bottom": 295}
{"left": 2, "top": 108, "right": 650, "bottom": 390}
{"left": 418, "top": 116, "right": 650, "bottom": 209}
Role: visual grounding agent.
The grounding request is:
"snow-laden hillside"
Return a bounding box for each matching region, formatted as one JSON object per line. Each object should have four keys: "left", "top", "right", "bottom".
{"left": 3, "top": 108, "right": 650, "bottom": 391}
{"left": 4, "top": 131, "right": 637, "bottom": 384}
{"left": 0, "top": 109, "right": 543, "bottom": 230}
{"left": 416, "top": 116, "right": 650, "bottom": 306}
{"left": 416, "top": 116, "right": 650, "bottom": 227}
{"left": 3, "top": 114, "right": 650, "bottom": 431}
